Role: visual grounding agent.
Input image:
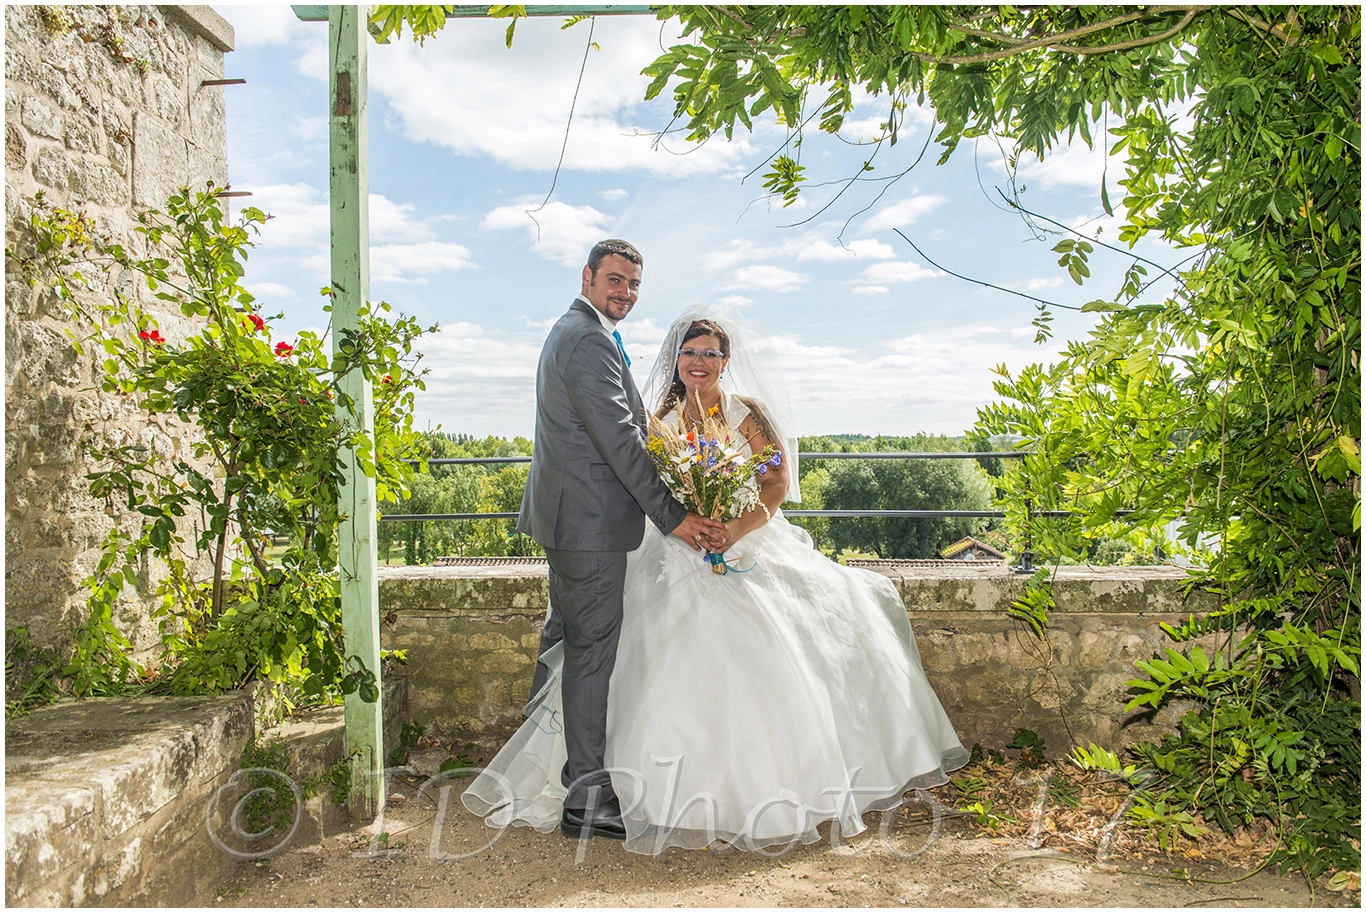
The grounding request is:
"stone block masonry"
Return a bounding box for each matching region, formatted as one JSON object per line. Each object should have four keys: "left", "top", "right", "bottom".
{"left": 5, "top": 693, "right": 254, "bottom": 906}
{"left": 379, "top": 564, "right": 1224, "bottom": 755}
{"left": 5, "top": 5, "right": 234, "bottom": 675}
{"left": 381, "top": 565, "right": 551, "bottom": 738}
{"left": 4, "top": 679, "right": 408, "bottom": 906}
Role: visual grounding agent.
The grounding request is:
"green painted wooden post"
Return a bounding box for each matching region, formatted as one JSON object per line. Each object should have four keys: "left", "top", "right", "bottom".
{"left": 328, "top": 4, "right": 383, "bottom": 818}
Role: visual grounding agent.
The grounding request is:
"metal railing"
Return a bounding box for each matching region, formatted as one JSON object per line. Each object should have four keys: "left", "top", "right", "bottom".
{"left": 380, "top": 451, "right": 1034, "bottom": 522}
{"left": 377, "top": 449, "right": 1085, "bottom": 572}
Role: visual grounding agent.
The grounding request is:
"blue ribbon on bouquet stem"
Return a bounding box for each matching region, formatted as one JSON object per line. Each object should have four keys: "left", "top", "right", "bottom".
{"left": 704, "top": 550, "right": 756, "bottom": 575}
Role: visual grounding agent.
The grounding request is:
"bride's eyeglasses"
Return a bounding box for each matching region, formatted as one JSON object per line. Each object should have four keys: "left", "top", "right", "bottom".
{"left": 678, "top": 347, "right": 725, "bottom": 361}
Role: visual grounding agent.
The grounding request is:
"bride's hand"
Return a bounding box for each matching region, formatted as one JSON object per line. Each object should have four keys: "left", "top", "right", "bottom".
{"left": 719, "top": 519, "right": 745, "bottom": 552}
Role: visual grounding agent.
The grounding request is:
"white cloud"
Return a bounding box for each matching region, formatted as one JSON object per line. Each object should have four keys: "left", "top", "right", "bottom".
{"left": 599, "top": 188, "right": 629, "bottom": 201}
{"left": 796, "top": 238, "right": 896, "bottom": 262}
{"left": 705, "top": 239, "right": 785, "bottom": 270}
{"left": 705, "top": 235, "right": 893, "bottom": 269}
{"left": 405, "top": 320, "right": 1063, "bottom": 438}
{"left": 762, "top": 328, "right": 1060, "bottom": 435}
{"left": 369, "top": 196, "right": 439, "bottom": 244}
{"left": 1064, "top": 207, "right": 1130, "bottom": 243}
{"left": 851, "top": 285, "right": 889, "bottom": 296}
{"left": 242, "top": 184, "right": 453, "bottom": 250}
{"left": 234, "top": 183, "right": 477, "bottom": 287}
{"left": 367, "top": 17, "right": 756, "bottom": 176}
{"left": 862, "top": 195, "right": 949, "bottom": 232}
{"left": 1012, "top": 142, "right": 1117, "bottom": 192}
{"left": 371, "top": 242, "right": 477, "bottom": 284}
{"left": 481, "top": 200, "right": 612, "bottom": 267}
{"left": 241, "top": 183, "right": 329, "bottom": 249}
{"left": 837, "top": 85, "right": 937, "bottom": 140}
{"left": 855, "top": 261, "right": 939, "bottom": 284}
{"left": 986, "top": 126, "right": 1148, "bottom": 195}
{"left": 727, "top": 265, "right": 809, "bottom": 294}
{"left": 617, "top": 317, "right": 667, "bottom": 350}
{"left": 290, "top": 116, "right": 327, "bottom": 143}
{"left": 836, "top": 115, "right": 893, "bottom": 142}
{"left": 216, "top": 5, "right": 316, "bottom": 49}
{"left": 1026, "top": 276, "right": 1064, "bottom": 291}
{"left": 245, "top": 281, "right": 296, "bottom": 301}
{"left": 716, "top": 295, "right": 753, "bottom": 308}
{"left": 414, "top": 323, "right": 543, "bottom": 431}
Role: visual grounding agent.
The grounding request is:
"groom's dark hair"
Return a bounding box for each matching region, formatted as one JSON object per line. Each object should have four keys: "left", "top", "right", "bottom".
{"left": 586, "top": 239, "right": 643, "bottom": 277}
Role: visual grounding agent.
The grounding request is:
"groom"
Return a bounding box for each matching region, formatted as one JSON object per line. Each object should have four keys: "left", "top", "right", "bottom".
{"left": 518, "top": 239, "right": 726, "bottom": 840}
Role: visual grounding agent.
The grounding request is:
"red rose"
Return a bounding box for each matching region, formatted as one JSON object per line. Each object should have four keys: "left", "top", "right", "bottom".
{"left": 274, "top": 341, "right": 294, "bottom": 357}
{"left": 138, "top": 329, "right": 166, "bottom": 345}
{"left": 245, "top": 313, "right": 265, "bottom": 333}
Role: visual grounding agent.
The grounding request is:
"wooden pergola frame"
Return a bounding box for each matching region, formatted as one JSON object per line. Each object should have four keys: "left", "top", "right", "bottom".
{"left": 289, "top": 3, "right": 654, "bottom": 817}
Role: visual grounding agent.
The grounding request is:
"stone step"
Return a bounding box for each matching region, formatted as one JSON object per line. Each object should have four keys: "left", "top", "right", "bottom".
{"left": 5, "top": 679, "right": 407, "bottom": 907}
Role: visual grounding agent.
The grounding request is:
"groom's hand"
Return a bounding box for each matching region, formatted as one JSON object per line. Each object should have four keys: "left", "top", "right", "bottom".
{"left": 671, "top": 513, "right": 727, "bottom": 551}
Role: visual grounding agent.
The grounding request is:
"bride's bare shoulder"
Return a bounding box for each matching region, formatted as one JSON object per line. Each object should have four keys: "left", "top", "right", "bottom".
{"left": 735, "top": 394, "right": 773, "bottom": 416}
{"left": 734, "top": 396, "right": 780, "bottom": 447}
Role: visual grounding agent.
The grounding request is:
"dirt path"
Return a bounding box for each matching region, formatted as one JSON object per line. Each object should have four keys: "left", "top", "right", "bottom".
{"left": 206, "top": 772, "right": 1349, "bottom": 909}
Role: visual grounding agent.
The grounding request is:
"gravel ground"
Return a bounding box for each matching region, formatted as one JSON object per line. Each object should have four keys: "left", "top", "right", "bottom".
{"left": 205, "top": 769, "right": 1353, "bottom": 909}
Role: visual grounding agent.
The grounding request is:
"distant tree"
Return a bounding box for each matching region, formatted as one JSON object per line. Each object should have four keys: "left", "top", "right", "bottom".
{"left": 824, "top": 455, "right": 993, "bottom": 558}
{"left": 784, "top": 463, "right": 832, "bottom": 553}
{"left": 378, "top": 433, "right": 540, "bottom": 562}
{"left": 471, "top": 464, "right": 540, "bottom": 557}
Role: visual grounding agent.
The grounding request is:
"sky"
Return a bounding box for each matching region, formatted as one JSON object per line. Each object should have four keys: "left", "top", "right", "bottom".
{"left": 215, "top": 3, "right": 1186, "bottom": 439}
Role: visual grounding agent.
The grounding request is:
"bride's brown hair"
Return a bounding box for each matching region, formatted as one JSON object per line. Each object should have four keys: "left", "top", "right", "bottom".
{"left": 657, "top": 319, "right": 730, "bottom": 416}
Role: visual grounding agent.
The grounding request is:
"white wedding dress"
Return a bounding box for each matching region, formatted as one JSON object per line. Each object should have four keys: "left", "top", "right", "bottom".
{"left": 463, "top": 392, "right": 970, "bottom": 854}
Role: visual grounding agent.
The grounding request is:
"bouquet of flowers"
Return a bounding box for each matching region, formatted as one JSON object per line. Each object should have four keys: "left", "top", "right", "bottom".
{"left": 646, "top": 393, "right": 782, "bottom": 574}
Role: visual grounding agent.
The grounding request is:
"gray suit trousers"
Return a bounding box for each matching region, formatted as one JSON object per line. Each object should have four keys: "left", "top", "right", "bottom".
{"left": 541, "top": 546, "right": 627, "bottom": 808}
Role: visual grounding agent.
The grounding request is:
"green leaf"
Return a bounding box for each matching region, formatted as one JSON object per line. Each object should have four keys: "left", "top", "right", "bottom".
{"left": 1325, "top": 133, "right": 1343, "bottom": 161}
{"left": 1081, "top": 299, "right": 1122, "bottom": 313}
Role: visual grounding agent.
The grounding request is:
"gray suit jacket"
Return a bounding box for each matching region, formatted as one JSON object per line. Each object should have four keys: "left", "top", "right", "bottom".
{"left": 517, "top": 299, "right": 687, "bottom": 551}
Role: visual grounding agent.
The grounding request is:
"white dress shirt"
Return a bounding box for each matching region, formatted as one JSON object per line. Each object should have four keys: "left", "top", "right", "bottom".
{"left": 576, "top": 294, "right": 618, "bottom": 330}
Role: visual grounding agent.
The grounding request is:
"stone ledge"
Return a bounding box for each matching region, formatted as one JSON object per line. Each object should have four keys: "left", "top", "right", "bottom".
{"left": 160, "top": 5, "right": 236, "bottom": 52}
{"left": 377, "top": 563, "right": 1215, "bottom": 616}
{"left": 5, "top": 693, "right": 252, "bottom": 905}
{"left": 4, "top": 679, "right": 408, "bottom": 907}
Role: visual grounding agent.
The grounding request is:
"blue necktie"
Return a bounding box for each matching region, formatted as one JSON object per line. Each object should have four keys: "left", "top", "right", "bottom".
{"left": 612, "top": 329, "right": 631, "bottom": 367}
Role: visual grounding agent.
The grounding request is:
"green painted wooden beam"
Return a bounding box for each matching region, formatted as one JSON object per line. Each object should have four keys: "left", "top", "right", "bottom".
{"left": 293, "top": 5, "right": 655, "bottom": 22}
{"left": 328, "top": 4, "right": 385, "bottom": 820}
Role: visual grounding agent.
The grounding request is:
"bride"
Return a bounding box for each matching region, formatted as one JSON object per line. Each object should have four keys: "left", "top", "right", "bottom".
{"left": 463, "top": 307, "right": 969, "bottom": 855}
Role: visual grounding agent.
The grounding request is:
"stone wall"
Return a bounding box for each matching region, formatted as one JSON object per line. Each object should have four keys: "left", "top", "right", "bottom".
{"left": 5, "top": 692, "right": 254, "bottom": 906}
{"left": 381, "top": 566, "right": 549, "bottom": 738}
{"left": 378, "top": 564, "right": 1222, "bottom": 755}
{"left": 4, "top": 5, "right": 235, "bottom": 673}
{"left": 5, "top": 680, "right": 408, "bottom": 906}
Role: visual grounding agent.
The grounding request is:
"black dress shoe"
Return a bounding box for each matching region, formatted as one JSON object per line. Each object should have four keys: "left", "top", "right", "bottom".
{"left": 561, "top": 798, "right": 627, "bottom": 840}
